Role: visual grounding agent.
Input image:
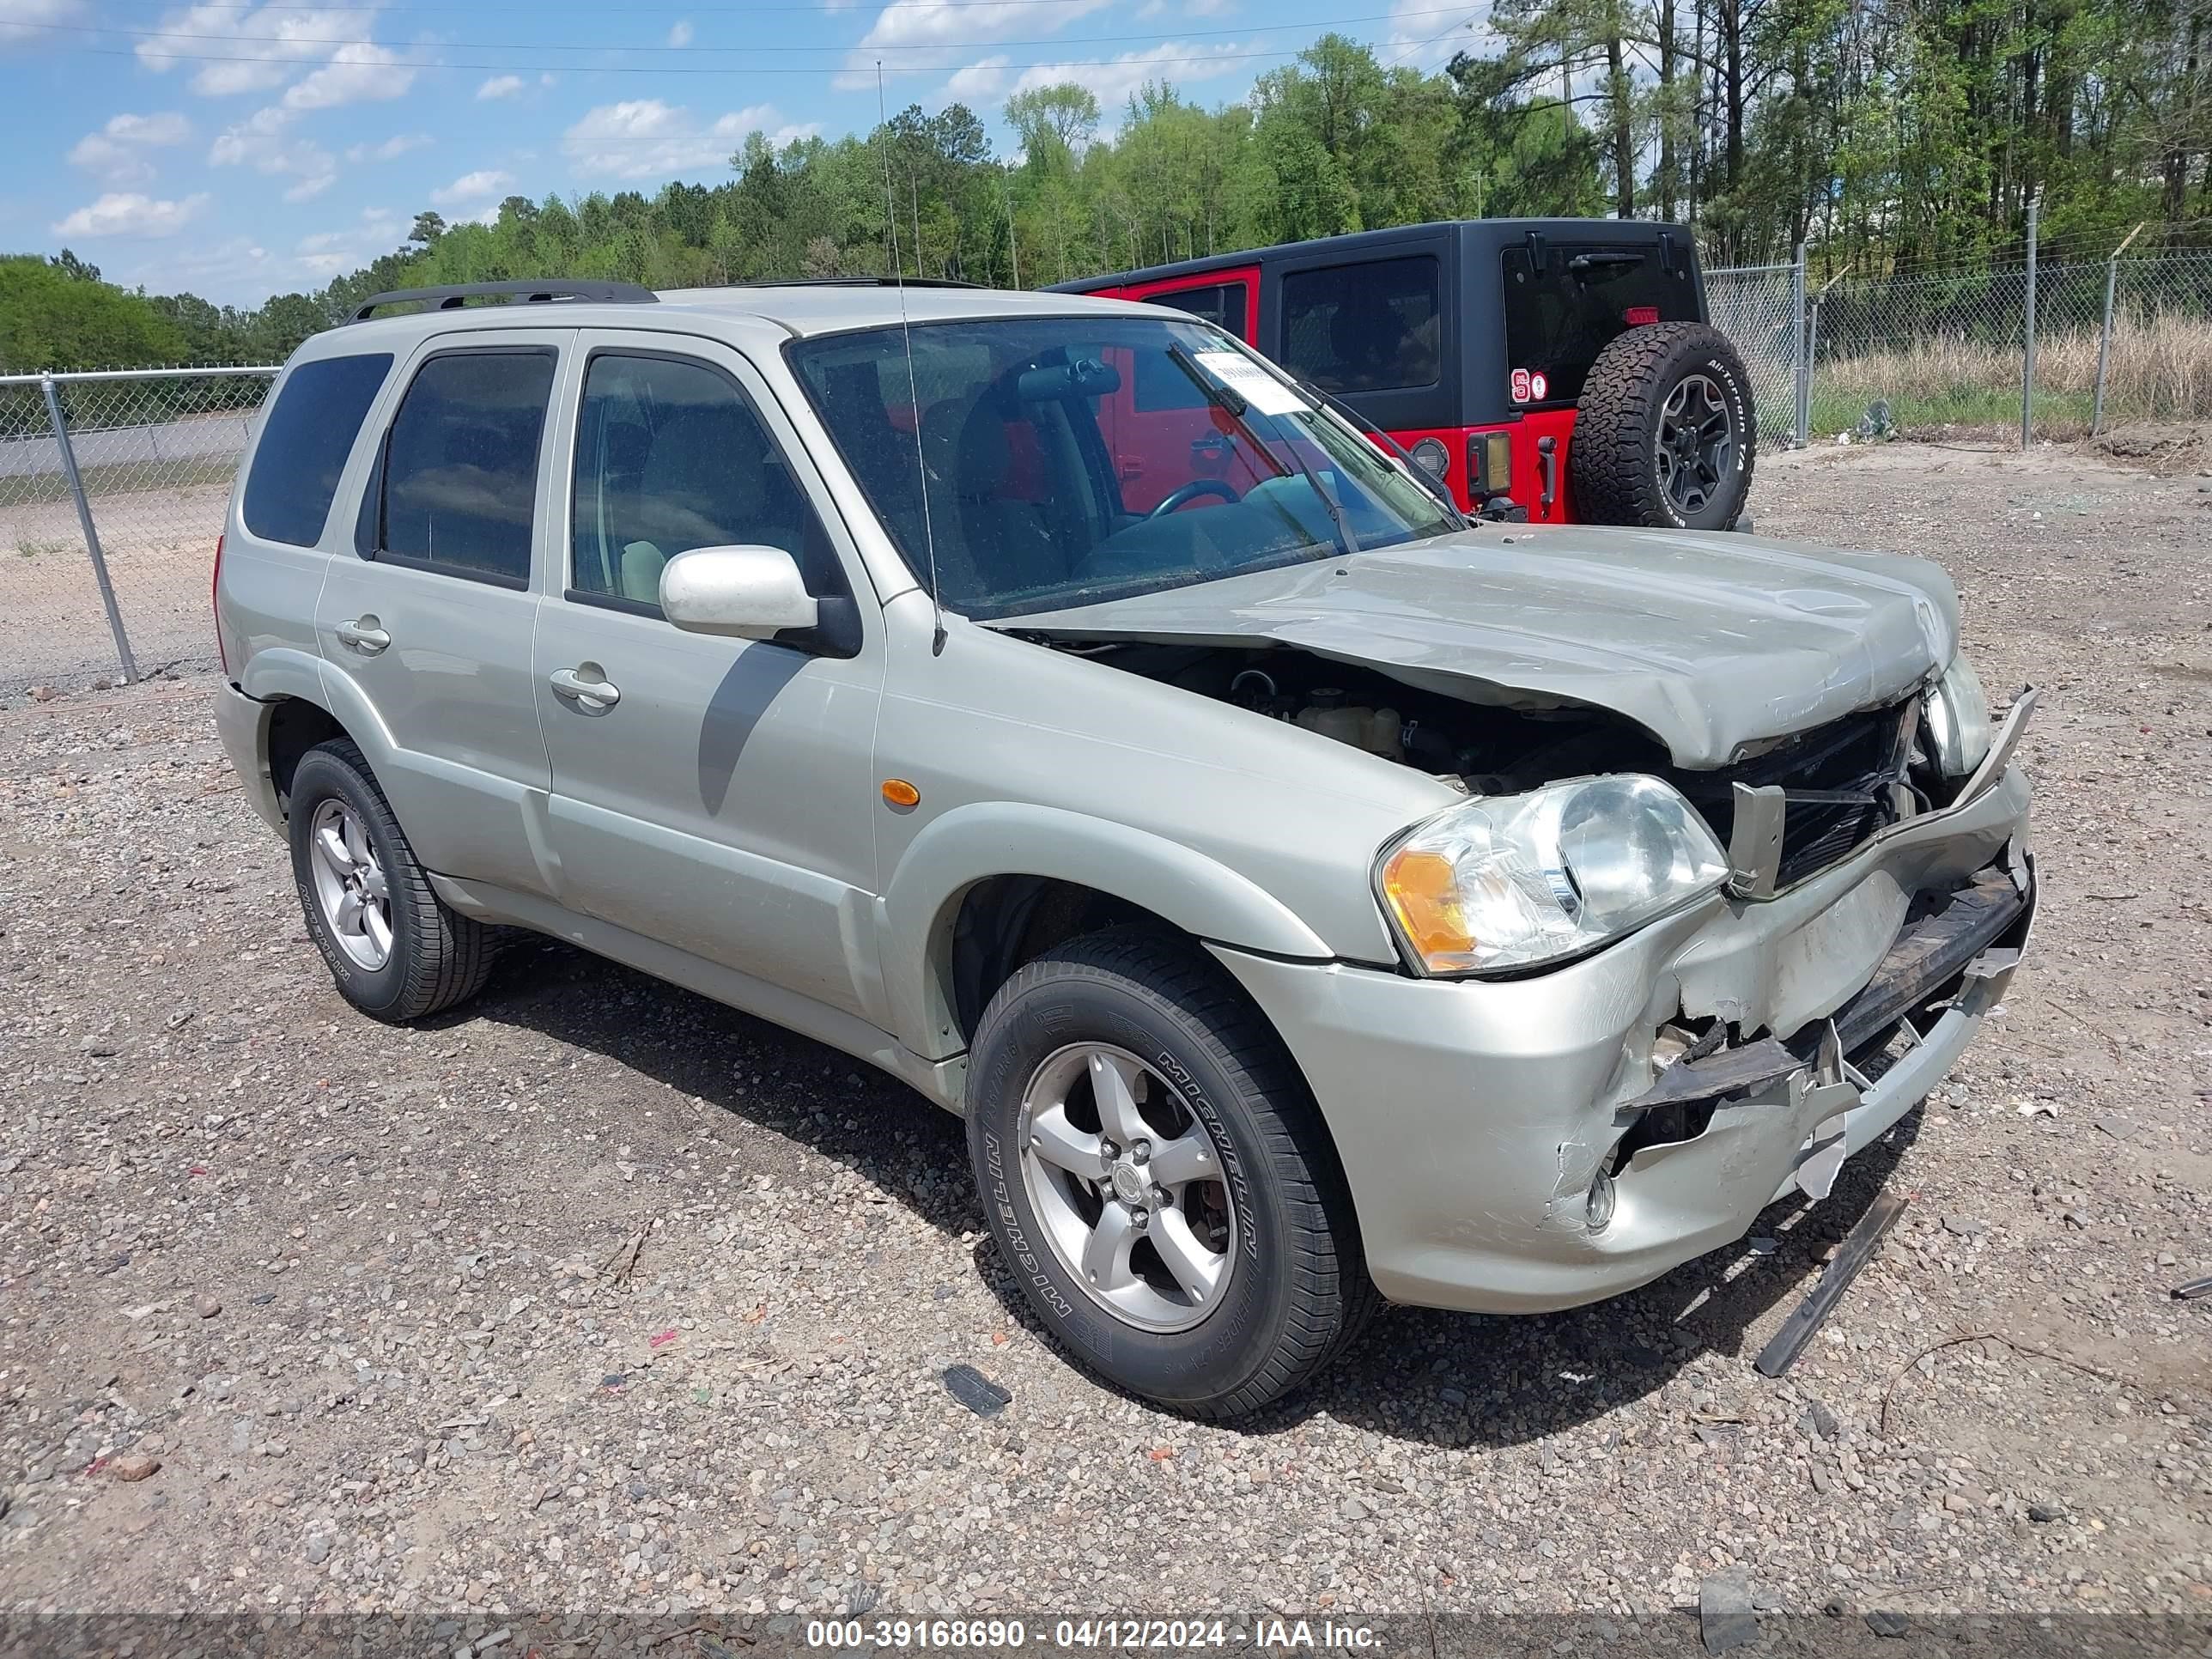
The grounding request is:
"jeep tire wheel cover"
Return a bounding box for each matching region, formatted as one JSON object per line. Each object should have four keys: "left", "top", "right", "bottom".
{"left": 1570, "top": 320, "right": 1758, "bottom": 531}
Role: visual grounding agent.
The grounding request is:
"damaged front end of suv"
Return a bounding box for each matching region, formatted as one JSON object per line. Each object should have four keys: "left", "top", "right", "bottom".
{"left": 999, "top": 533, "right": 2035, "bottom": 1316}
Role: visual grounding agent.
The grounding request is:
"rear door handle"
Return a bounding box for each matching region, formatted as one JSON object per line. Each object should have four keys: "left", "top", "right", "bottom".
{"left": 548, "top": 665, "right": 621, "bottom": 711}
{"left": 335, "top": 617, "right": 389, "bottom": 653}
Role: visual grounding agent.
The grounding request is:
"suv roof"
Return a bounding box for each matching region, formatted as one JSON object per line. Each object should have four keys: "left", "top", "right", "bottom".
{"left": 1044, "top": 217, "right": 1697, "bottom": 294}
{"left": 319, "top": 283, "right": 1142, "bottom": 355}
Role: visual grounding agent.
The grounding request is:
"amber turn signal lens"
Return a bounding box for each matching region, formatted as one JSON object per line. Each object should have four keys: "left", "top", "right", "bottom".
{"left": 1380, "top": 847, "right": 1473, "bottom": 963}
{"left": 880, "top": 778, "right": 921, "bottom": 808}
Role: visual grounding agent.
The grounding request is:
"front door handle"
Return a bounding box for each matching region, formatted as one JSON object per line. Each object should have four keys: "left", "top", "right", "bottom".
{"left": 548, "top": 665, "right": 621, "bottom": 711}
{"left": 335, "top": 617, "right": 390, "bottom": 653}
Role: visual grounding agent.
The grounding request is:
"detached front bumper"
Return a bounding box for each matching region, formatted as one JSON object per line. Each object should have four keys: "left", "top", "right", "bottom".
{"left": 1209, "top": 703, "right": 2036, "bottom": 1316}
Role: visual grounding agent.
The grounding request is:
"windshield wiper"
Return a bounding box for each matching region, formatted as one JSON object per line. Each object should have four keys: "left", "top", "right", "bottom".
{"left": 1282, "top": 374, "right": 1471, "bottom": 528}
{"left": 1165, "top": 343, "right": 1358, "bottom": 558}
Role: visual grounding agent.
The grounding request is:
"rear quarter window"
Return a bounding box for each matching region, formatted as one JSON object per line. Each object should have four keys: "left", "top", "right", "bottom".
{"left": 240, "top": 353, "right": 392, "bottom": 548}
{"left": 1280, "top": 257, "right": 1439, "bottom": 393}
{"left": 1501, "top": 245, "right": 1697, "bottom": 405}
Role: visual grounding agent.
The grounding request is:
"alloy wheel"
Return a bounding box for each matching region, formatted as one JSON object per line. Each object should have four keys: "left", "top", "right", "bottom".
{"left": 1654, "top": 372, "right": 1735, "bottom": 515}
{"left": 307, "top": 797, "right": 392, "bottom": 970}
{"left": 1018, "top": 1042, "right": 1237, "bottom": 1333}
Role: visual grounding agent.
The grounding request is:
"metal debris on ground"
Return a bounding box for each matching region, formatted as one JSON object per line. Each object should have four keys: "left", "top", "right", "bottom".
{"left": 1753, "top": 1191, "right": 1909, "bottom": 1376}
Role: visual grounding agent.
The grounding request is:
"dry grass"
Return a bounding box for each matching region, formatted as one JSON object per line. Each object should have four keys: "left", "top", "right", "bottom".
{"left": 1813, "top": 309, "right": 2212, "bottom": 434}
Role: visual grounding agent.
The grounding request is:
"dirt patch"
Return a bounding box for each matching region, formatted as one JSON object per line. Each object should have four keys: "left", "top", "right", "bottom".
{"left": 1, "top": 445, "right": 2207, "bottom": 1623}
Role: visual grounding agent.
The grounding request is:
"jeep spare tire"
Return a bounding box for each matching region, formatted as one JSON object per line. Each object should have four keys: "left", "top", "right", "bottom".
{"left": 1570, "top": 320, "right": 1756, "bottom": 531}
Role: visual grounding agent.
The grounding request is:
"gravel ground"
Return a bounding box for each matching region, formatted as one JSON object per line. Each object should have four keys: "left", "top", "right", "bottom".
{"left": 0, "top": 439, "right": 2207, "bottom": 1626}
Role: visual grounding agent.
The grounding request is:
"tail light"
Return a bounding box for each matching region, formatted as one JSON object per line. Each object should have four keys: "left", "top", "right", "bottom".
{"left": 1467, "top": 430, "right": 1513, "bottom": 499}
{"left": 212, "top": 533, "right": 228, "bottom": 678}
{"left": 1624, "top": 305, "right": 1661, "bottom": 325}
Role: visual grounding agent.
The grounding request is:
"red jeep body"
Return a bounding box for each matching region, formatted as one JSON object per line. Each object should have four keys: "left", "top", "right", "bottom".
{"left": 1049, "top": 219, "right": 1709, "bottom": 526}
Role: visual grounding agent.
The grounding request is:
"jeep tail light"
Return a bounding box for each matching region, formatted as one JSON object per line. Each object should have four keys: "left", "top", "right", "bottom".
{"left": 1467, "top": 430, "right": 1513, "bottom": 498}
{"left": 212, "top": 533, "right": 228, "bottom": 678}
{"left": 1624, "top": 305, "right": 1660, "bottom": 325}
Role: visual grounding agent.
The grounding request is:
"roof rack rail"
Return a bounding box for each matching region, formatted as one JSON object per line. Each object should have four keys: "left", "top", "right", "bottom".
{"left": 349, "top": 280, "right": 659, "bottom": 322}
{"left": 727, "top": 276, "right": 983, "bottom": 290}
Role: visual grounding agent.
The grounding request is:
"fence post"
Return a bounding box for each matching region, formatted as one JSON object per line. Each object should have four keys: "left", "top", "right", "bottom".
{"left": 2091, "top": 222, "right": 2146, "bottom": 437}
{"left": 1791, "top": 243, "right": 1808, "bottom": 448}
{"left": 40, "top": 372, "right": 139, "bottom": 685}
{"left": 2021, "top": 199, "right": 2038, "bottom": 451}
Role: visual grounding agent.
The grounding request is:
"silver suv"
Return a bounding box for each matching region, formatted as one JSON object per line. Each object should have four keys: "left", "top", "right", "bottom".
{"left": 214, "top": 277, "right": 2036, "bottom": 1417}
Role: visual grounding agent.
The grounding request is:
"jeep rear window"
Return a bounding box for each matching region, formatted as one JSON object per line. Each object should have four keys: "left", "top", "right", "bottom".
{"left": 1501, "top": 245, "right": 1695, "bottom": 406}
{"left": 241, "top": 353, "right": 392, "bottom": 548}
{"left": 1280, "top": 257, "right": 1439, "bottom": 393}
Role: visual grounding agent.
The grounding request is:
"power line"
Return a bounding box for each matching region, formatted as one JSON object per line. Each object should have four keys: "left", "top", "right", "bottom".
{"left": 16, "top": 6, "right": 1477, "bottom": 52}
{"left": 1378, "top": 5, "right": 1481, "bottom": 69}
{"left": 49, "top": 40, "right": 1319, "bottom": 72}
{"left": 100, "top": 0, "right": 1143, "bottom": 9}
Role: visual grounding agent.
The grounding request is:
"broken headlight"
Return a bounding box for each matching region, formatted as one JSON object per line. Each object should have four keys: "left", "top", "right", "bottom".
{"left": 1923, "top": 653, "right": 1992, "bottom": 777}
{"left": 1377, "top": 775, "right": 1729, "bottom": 975}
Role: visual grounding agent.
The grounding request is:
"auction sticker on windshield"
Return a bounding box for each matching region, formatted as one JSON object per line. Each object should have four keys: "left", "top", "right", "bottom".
{"left": 1193, "top": 350, "right": 1309, "bottom": 416}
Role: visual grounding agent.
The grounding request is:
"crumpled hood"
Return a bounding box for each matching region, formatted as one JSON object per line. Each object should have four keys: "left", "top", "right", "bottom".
{"left": 993, "top": 526, "right": 1959, "bottom": 768}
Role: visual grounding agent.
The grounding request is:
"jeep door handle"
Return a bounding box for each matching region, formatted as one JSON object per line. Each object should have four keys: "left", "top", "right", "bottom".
{"left": 335, "top": 617, "right": 389, "bottom": 653}
{"left": 548, "top": 665, "right": 621, "bottom": 710}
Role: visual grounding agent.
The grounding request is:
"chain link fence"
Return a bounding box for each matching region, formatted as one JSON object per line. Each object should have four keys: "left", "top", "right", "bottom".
{"left": 1, "top": 367, "right": 275, "bottom": 695}
{"left": 1705, "top": 259, "right": 1806, "bottom": 447}
{"left": 7, "top": 247, "right": 2212, "bottom": 695}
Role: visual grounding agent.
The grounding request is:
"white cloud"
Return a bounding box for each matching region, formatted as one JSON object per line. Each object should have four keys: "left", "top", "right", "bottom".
{"left": 942, "top": 55, "right": 1009, "bottom": 101}
{"left": 430, "top": 167, "right": 513, "bottom": 206}
{"left": 561, "top": 98, "right": 814, "bottom": 180}
{"left": 665, "top": 19, "right": 692, "bottom": 46}
{"left": 52, "top": 191, "right": 210, "bottom": 238}
{"left": 1136, "top": 0, "right": 1233, "bottom": 14}
{"left": 835, "top": 0, "right": 1111, "bottom": 89}
{"left": 210, "top": 104, "right": 337, "bottom": 201}
{"left": 0, "top": 0, "right": 86, "bottom": 47}
{"left": 476, "top": 72, "right": 524, "bottom": 100}
{"left": 346, "top": 131, "right": 429, "bottom": 161}
{"left": 292, "top": 204, "right": 405, "bottom": 276}
{"left": 132, "top": 2, "right": 406, "bottom": 98}
{"left": 67, "top": 112, "right": 193, "bottom": 184}
{"left": 1006, "top": 41, "right": 1244, "bottom": 118}
{"left": 284, "top": 40, "right": 414, "bottom": 109}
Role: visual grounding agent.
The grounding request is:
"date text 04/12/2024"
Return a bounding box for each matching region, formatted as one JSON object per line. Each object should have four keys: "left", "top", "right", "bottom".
{"left": 802, "top": 1620, "right": 1386, "bottom": 1650}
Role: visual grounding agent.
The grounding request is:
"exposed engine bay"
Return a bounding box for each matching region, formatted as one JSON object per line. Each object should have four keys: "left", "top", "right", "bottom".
{"left": 1051, "top": 638, "right": 1954, "bottom": 891}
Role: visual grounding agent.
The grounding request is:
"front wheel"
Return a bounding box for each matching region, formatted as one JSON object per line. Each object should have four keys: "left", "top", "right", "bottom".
{"left": 966, "top": 928, "right": 1376, "bottom": 1418}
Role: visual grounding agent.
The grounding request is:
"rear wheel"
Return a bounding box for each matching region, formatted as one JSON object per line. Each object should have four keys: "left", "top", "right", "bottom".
{"left": 288, "top": 738, "right": 495, "bottom": 1023}
{"left": 966, "top": 928, "right": 1376, "bottom": 1418}
{"left": 1571, "top": 320, "right": 1756, "bottom": 530}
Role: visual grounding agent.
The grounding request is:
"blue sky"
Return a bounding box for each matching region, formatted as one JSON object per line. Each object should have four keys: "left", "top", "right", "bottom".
{"left": 0, "top": 0, "right": 1478, "bottom": 306}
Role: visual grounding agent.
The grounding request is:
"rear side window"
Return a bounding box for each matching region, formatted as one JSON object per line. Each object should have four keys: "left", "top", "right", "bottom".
{"left": 1501, "top": 245, "right": 1697, "bottom": 406}
{"left": 1281, "top": 257, "right": 1439, "bottom": 393}
{"left": 240, "top": 353, "right": 392, "bottom": 548}
{"left": 1134, "top": 283, "right": 1249, "bottom": 410}
{"left": 371, "top": 349, "right": 555, "bottom": 586}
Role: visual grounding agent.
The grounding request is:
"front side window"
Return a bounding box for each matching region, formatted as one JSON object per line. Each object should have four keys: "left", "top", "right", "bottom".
{"left": 373, "top": 349, "right": 555, "bottom": 586}
{"left": 570, "top": 353, "right": 837, "bottom": 613}
{"left": 1281, "top": 257, "right": 1440, "bottom": 393}
{"left": 242, "top": 352, "right": 392, "bottom": 547}
{"left": 788, "top": 315, "right": 1458, "bottom": 621}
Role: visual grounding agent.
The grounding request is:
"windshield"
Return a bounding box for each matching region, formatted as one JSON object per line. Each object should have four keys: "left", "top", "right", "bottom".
{"left": 787, "top": 315, "right": 1460, "bottom": 619}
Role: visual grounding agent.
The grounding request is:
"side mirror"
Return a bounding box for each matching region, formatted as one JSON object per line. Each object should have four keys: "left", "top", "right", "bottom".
{"left": 660, "top": 544, "right": 817, "bottom": 641}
